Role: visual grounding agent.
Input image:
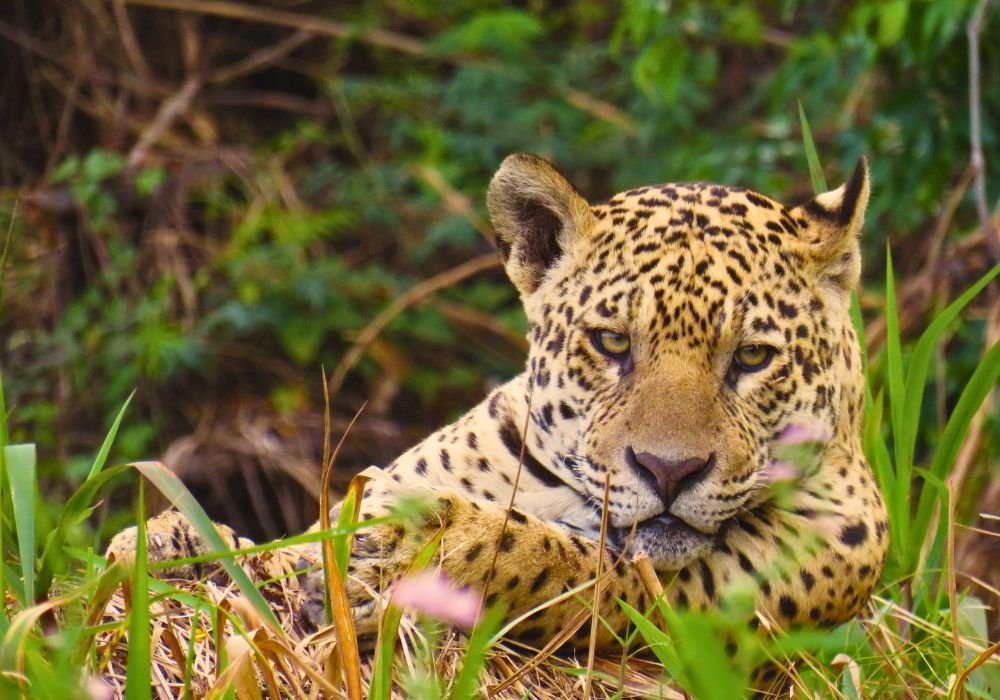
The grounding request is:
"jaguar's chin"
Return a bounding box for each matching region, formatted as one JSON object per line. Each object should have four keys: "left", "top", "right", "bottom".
{"left": 609, "top": 514, "right": 715, "bottom": 571}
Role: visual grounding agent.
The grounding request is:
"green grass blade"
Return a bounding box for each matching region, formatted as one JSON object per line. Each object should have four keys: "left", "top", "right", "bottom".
{"left": 913, "top": 466, "right": 952, "bottom": 612}
{"left": 5, "top": 444, "right": 37, "bottom": 604}
{"left": 0, "top": 367, "right": 9, "bottom": 620}
{"left": 448, "top": 604, "right": 507, "bottom": 700}
{"left": 850, "top": 291, "right": 868, "bottom": 373}
{"left": 851, "top": 291, "right": 877, "bottom": 417}
{"left": 863, "top": 389, "right": 895, "bottom": 496}
{"left": 334, "top": 485, "right": 360, "bottom": 579}
{"left": 0, "top": 366, "right": 8, "bottom": 460}
{"left": 901, "top": 260, "right": 1000, "bottom": 466}
{"left": 668, "top": 613, "right": 748, "bottom": 700}
{"left": 369, "top": 603, "right": 404, "bottom": 700}
{"left": 86, "top": 390, "right": 133, "bottom": 482}
{"left": 882, "top": 251, "right": 910, "bottom": 550}
{"left": 862, "top": 388, "right": 905, "bottom": 574}
{"left": 798, "top": 101, "right": 827, "bottom": 193}
{"left": 131, "top": 460, "right": 282, "bottom": 632}
{"left": 619, "top": 600, "right": 686, "bottom": 683}
{"left": 124, "top": 479, "right": 151, "bottom": 700}
{"left": 913, "top": 338, "right": 1000, "bottom": 541}
{"left": 181, "top": 602, "right": 204, "bottom": 698}
{"left": 36, "top": 465, "right": 131, "bottom": 600}
{"left": 370, "top": 528, "right": 444, "bottom": 700}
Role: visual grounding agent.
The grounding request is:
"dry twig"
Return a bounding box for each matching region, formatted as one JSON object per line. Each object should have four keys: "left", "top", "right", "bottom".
{"left": 967, "top": 0, "right": 998, "bottom": 260}
{"left": 124, "top": 0, "right": 428, "bottom": 57}
{"left": 412, "top": 164, "right": 493, "bottom": 241}
{"left": 127, "top": 76, "right": 203, "bottom": 169}
{"left": 327, "top": 253, "right": 501, "bottom": 396}
{"left": 112, "top": 0, "right": 153, "bottom": 82}
{"left": 208, "top": 29, "right": 315, "bottom": 85}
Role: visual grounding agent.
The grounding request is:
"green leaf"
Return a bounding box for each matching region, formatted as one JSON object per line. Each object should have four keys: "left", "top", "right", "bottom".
{"left": 850, "top": 292, "right": 868, "bottom": 373}
{"left": 864, "top": 388, "right": 896, "bottom": 498}
{"left": 134, "top": 166, "right": 166, "bottom": 197}
{"left": 798, "top": 102, "right": 827, "bottom": 193}
{"left": 877, "top": 1, "right": 909, "bottom": 46}
{"left": 0, "top": 203, "right": 15, "bottom": 317}
{"left": 48, "top": 155, "right": 80, "bottom": 184}
{"left": 431, "top": 10, "right": 544, "bottom": 56}
{"left": 88, "top": 391, "right": 133, "bottom": 482}
{"left": 5, "top": 444, "right": 37, "bottom": 604}
{"left": 633, "top": 36, "right": 688, "bottom": 105}
{"left": 80, "top": 149, "right": 125, "bottom": 183}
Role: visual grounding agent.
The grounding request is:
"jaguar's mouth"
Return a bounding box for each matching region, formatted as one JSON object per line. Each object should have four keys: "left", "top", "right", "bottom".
{"left": 608, "top": 514, "right": 696, "bottom": 547}
{"left": 607, "top": 514, "right": 715, "bottom": 570}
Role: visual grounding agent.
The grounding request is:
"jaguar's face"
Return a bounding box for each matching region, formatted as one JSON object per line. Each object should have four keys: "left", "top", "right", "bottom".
{"left": 488, "top": 154, "right": 868, "bottom": 568}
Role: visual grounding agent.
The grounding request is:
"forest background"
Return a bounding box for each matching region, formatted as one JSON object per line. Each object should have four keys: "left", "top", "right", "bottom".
{"left": 1, "top": 0, "right": 998, "bottom": 645}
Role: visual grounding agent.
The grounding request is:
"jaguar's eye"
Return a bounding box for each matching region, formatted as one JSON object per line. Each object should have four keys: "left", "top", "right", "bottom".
{"left": 733, "top": 344, "right": 775, "bottom": 372}
{"left": 591, "top": 329, "right": 631, "bottom": 357}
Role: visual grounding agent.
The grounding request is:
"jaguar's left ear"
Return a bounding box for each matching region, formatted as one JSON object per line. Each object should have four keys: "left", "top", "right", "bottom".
{"left": 790, "top": 157, "right": 870, "bottom": 293}
{"left": 487, "top": 154, "right": 596, "bottom": 296}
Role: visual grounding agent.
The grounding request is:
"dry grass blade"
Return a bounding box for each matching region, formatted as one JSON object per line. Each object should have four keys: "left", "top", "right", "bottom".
{"left": 631, "top": 553, "right": 669, "bottom": 631}
{"left": 952, "top": 638, "right": 1000, "bottom": 697}
{"left": 230, "top": 596, "right": 265, "bottom": 633}
{"left": 487, "top": 607, "right": 591, "bottom": 694}
{"left": 246, "top": 630, "right": 282, "bottom": 700}
{"left": 830, "top": 653, "right": 862, "bottom": 695}
{"left": 317, "top": 390, "right": 367, "bottom": 700}
{"left": 2, "top": 598, "right": 64, "bottom": 675}
{"left": 583, "top": 474, "right": 612, "bottom": 697}
{"left": 211, "top": 635, "right": 261, "bottom": 700}
{"left": 158, "top": 623, "right": 187, "bottom": 679}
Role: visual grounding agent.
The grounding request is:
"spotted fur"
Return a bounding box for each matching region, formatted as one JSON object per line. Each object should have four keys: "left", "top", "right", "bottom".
{"left": 108, "top": 154, "right": 888, "bottom": 657}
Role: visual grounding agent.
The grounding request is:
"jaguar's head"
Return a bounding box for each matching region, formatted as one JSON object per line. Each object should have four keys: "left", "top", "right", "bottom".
{"left": 487, "top": 154, "right": 869, "bottom": 568}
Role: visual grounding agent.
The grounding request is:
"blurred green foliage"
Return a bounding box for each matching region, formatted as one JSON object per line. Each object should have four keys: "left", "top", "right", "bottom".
{"left": 0, "top": 1, "right": 997, "bottom": 526}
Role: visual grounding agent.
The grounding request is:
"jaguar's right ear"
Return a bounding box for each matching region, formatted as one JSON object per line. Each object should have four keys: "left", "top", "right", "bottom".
{"left": 487, "top": 154, "right": 595, "bottom": 296}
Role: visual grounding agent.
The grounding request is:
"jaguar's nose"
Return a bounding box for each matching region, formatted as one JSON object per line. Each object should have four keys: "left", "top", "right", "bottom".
{"left": 626, "top": 448, "right": 713, "bottom": 508}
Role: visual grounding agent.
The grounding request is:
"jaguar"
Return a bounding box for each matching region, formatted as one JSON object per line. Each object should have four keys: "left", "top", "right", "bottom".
{"left": 108, "top": 153, "right": 888, "bottom": 660}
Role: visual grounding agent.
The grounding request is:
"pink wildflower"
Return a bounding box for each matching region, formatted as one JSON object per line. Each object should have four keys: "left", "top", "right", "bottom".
{"left": 391, "top": 571, "right": 483, "bottom": 629}
{"left": 778, "top": 422, "right": 833, "bottom": 446}
{"left": 760, "top": 459, "right": 801, "bottom": 484}
{"left": 86, "top": 677, "right": 114, "bottom": 700}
